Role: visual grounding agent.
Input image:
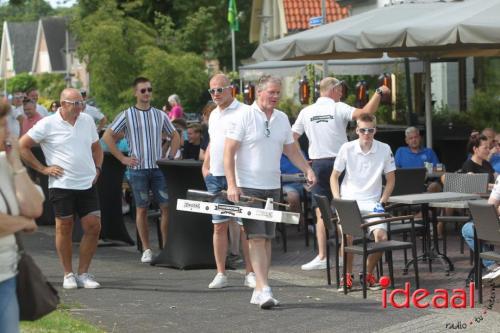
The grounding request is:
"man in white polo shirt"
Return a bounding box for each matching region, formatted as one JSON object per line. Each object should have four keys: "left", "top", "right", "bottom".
{"left": 330, "top": 113, "right": 396, "bottom": 292}
{"left": 224, "top": 75, "right": 316, "bottom": 309}
{"left": 202, "top": 73, "right": 255, "bottom": 290}
{"left": 19, "top": 88, "right": 103, "bottom": 289}
{"left": 81, "top": 89, "right": 107, "bottom": 132}
{"left": 296, "top": 77, "right": 390, "bottom": 271}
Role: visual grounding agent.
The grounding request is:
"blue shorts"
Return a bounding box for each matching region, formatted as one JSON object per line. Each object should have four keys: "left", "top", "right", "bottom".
{"left": 310, "top": 158, "right": 335, "bottom": 206}
{"left": 282, "top": 182, "right": 304, "bottom": 200}
{"left": 128, "top": 168, "right": 168, "bottom": 208}
{"left": 204, "top": 174, "right": 242, "bottom": 225}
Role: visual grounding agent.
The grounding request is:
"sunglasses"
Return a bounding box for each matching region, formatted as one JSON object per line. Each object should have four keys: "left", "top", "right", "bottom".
{"left": 63, "top": 100, "right": 85, "bottom": 107}
{"left": 208, "top": 86, "right": 230, "bottom": 95}
{"left": 140, "top": 87, "right": 153, "bottom": 94}
{"left": 358, "top": 127, "right": 376, "bottom": 134}
{"left": 264, "top": 120, "right": 270, "bottom": 138}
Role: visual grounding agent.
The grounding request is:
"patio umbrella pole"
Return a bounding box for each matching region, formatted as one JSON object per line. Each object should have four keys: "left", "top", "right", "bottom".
{"left": 424, "top": 59, "right": 433, "bottom": 148}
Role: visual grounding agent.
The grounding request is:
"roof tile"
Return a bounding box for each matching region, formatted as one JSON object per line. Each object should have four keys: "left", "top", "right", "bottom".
{"left": 283, "top": 0, "right": 350, "bottom": 32}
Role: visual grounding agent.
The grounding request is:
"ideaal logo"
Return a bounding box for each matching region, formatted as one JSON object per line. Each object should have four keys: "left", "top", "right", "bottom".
{"left": 183, "top": 202, "right": 200, "bottom": 209}
{"left": 215, "top": 204, "right": 242, "bottom": 216}
{"left": 379, "top": 277, "right": 496, "bottom": 330}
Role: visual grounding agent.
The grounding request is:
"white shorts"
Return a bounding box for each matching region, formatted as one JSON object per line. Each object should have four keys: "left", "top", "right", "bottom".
{"left": 357, "top": 201, "right": 387, "bottom": 235}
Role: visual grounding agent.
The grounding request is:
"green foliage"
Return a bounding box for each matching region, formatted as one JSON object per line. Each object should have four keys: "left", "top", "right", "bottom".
{"left": 468, "top": 90, "right": 500, "bottom": 131}
{"left": 278, "top": 98, "right": 302, "bottom": 118}
{"left": 432, "top": 107, "right": 474, "bottom": 127}
{"left": 7, "top": 72, "right": 36, "bottom": 92}
{"left": 140, "top": 46, "right": 208, "bottom": 114}
{"left": 36, "top": 73, "right": 66, "bottom": 101}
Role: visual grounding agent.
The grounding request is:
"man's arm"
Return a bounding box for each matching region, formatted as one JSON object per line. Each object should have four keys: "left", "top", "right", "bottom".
{"left": 223, "top": 138, "right": 241, "bottom": 203}
{"left": 19, "top": 134, "right": 63, "bottom": 177}
{"left": 330, "top": 170, "right": 342, "bottom": 199}
{"left": 283, "top": 143, "right": 316, "bottom": 187}
{"left": 97, "top": 116, "right": 107, "bottom": 132}
{"left": 91, "top": 140, "right": 104, "bottom": 184}
{"left": 380, "top": 171, "right": 395, "bottom": 204}
{"left": 168, "top": 130, "right": 181, "bottom": 159}
{"left": 102, "top": 128, "right": 137, "bottom": 167}
{"left": 201, "top": 143, "right": 211, "bottom": 178}
{"left": 352, "top": 85, "right": 390, "bottom": 120}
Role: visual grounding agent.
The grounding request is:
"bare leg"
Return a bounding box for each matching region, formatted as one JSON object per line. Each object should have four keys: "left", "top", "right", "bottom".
{"left": 240, "top": 227, "right": 253, "bottom": 273}
{"left": 366, "top": 229, "right": 387, "bottom": 274}
{"left": 248, "top": 238, "right": 269, "bottom": 290}
{"left": 78, "top": 214, "right": 101, "bottom": 274}
{"left": 55, "top": 217, "right": 74, "bottom": 275}
{"left": 135, "top": 207, "right": 150, "bottom": 250}
{"left": 315, "top": 207, "right": 327, "bottom": 259}
{"left": 213, "top": 222, "right": 229, "bottom": 274}
{"left": 159, "top": 205, "right": 169, "bottom": 247}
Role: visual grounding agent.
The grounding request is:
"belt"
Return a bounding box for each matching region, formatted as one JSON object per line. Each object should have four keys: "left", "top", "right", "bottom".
{"left": 311, "top": 157, "right": 336, "bottom": 161}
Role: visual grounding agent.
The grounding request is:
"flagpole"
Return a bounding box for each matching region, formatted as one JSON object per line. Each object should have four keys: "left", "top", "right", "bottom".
{"left": 231, "top": 29, "right": 236, "bottom": 72}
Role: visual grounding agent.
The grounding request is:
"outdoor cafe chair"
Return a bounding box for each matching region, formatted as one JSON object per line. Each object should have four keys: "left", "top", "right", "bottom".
{"left": 331, "top": 198, "right": 420, "bottom": 299}
{"left": 468, "top": 201, "right": 500, "bottom": 304}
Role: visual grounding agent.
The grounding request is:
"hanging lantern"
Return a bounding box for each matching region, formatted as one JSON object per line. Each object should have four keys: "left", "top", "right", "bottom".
{"left": 355, "top": 80, "right": 369, "bottom": 108}
{"left": 243, "top": 82, "right": 255, "bottom": 105}
{"left": 231, "top": 80, "right": 240, "bottom": 97}
{"left": 299, "top": 75, "right": 310, "bottom": 105}
{"left": 377, "top": 73, "right": 392, "bottom": 105}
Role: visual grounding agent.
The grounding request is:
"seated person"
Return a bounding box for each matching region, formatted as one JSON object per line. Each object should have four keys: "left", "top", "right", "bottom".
{"left": 280, "top": 153, "right": 306, "bottom": 220}
{"left": 462, "top": 176, "right": 500, "bottom": 284}
{"left": 395, "top": 126, "right": 439, "bottom": 168}
{"left": 182, "top": 123, "right": 202, "bottom": 160}
{"left": 331, "top": 114, "right": 396, "bottom": 292}
{"left": 489, "top": 133, "right": 499, "bottom": 177}
{"left": 461, "top": 134, "right": 495, "bottom": 185}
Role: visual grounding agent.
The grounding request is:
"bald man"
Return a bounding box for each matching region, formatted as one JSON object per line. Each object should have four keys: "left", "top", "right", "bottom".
{"left": 19, "top": 88, "right": 103, "bottom": 289}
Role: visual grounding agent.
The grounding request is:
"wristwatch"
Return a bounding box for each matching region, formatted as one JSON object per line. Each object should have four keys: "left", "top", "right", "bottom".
{"left": 375, "top": 88, "right": 384, "bottom": 97}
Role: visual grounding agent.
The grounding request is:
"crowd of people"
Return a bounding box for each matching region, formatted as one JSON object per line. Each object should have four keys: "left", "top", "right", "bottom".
{"left": 0, "top": 71, "right": 499, "bottom": 331}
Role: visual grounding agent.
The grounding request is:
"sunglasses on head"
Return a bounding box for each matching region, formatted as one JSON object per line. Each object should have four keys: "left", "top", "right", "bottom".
{"left": 140, "top": 87, "right": 153, "bottom": 94}
{"left": 358, "top": 127, "right": 376, "bottom": 134}
{"left": 208, "top": 86, "right": 230, "bottom": 95}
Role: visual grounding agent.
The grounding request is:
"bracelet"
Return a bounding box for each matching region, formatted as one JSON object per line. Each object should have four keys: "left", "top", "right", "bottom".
{"left": 13, "top": 167, "right": 27, "bottom": 175}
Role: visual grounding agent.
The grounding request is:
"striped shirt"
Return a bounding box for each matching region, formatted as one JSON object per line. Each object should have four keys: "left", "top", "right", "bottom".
{"left": 109, "top": 106, "right": 175, "bottom": 170}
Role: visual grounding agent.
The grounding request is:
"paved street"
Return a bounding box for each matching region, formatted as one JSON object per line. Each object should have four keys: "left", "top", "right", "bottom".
{"left": 24, "top": 220, "right": 500, "bottom": 333}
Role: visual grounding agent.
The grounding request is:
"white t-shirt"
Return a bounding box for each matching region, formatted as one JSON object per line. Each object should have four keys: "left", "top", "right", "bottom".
{"left": 491, "top": 176, "right": 500, "bottom": 202}
{"left": 84, "top": 104, "right": 105, "bottom": 125}
{"left": 226, "top": 102, "right": 294, "bottom": 189}
{"left": 292, "top": 97, "right": 354, "bottom": 159}
{"left": 208, "top": 99, "right": 248, "bottom": 176}
{"left": 334, "top": 139, "right": 396, "bottom": 202}
{"left": 7, "top": 106, "right": 23, "bottom": 138}
{"left": 27, "top": 111, "right": 99, "bottom": 189}
{"left": 36, "top": 104, "right": 49, "bottom": 117}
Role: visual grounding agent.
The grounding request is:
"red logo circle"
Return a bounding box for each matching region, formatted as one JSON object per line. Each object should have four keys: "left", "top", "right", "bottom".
{"left": 379, "top": 276, "right": 391, "bottom": 289}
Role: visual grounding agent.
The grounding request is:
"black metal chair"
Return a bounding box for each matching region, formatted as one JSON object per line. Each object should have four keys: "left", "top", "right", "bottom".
{"left": 332, "top": 198, "right": 420, "bottom": 299}
{"left": 468, "top": 201, "right": 500, "bottom": 304}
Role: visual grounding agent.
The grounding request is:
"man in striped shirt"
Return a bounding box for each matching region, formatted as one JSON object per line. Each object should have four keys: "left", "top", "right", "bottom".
{"left": 103, "top": 77, "right": 180, "bottom": 263}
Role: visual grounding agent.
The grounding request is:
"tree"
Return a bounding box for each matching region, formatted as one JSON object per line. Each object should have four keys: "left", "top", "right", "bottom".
{"left": 7, "top": 73, "right": 36, "bottom": 93}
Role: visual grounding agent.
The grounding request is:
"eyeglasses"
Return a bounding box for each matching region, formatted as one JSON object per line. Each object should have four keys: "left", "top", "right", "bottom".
{"left": 208, "top": 86, "right": 230, "bottom": 95}
{"left": 63, "top": 100, "right": 85, "bottom": 107}
{"left": 358, "top": 127, "right": 376, "bottom": 134}
{"left": 264, "top": 120, "right": 270, "bottom": 138}
{"left": 140, "top": 87, "right": 153, "bottom": 94}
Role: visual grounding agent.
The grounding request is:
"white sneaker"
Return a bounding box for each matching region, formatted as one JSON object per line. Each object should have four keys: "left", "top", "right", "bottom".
{"left": 77, "top": 273, "right": 101, "bottom": 289}
{"left": 258, "top": 287, "right": 279, "bottom": 309}
{"left": 482, "top": 265, "right": 500, "bottom": 282}
{"left": 250, "top": 289, "right": 259, "bottom": 304}
{"left": 244, "top": 272, "right": 256, "bottom": 288}
{"left": 63, "top": 272, "right": 78, "bottom": 289}
{"left": 141, "top": 249, "right": 153, "bottom": 263}
{"left": 251, "top": 287, "right": 280, "bottom": 307}
{"left": 208, "top": 273, "right": 228, "bottom": 289}
{"left": 301, "top": 256, "right": 327, "bottom": 270}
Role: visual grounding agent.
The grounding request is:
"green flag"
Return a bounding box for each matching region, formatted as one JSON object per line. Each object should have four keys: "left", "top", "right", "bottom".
{"left": 228, "top": 0, "right": 239, "bottom": 32}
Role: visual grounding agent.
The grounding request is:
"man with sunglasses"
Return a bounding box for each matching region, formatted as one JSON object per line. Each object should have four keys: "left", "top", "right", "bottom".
{"left": 103, "top": 77, "right": 180, "bottom": 264}
{"left": 295, "top": 77, "right": 390, "bottom": 272}
{"left": 19, "top": 88, "right": 104, "bottom": 289}
{"left": 202, "top": 73, "right": 255, "bottom": 290}
{"left": 224, "top": 75, "right": 316, "bottom": 309}
{"left": 330, "top": 114, "right": 396, "bottom": 291}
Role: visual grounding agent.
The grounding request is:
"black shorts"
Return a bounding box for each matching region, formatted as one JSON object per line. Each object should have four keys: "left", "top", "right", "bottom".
{"left": 240, "top": 188, "right": 281, "bottom": 240}
{"left": 49, "top": 186, "right": 100, "bottom": 219}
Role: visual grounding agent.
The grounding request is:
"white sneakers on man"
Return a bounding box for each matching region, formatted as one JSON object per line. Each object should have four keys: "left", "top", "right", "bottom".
{"left": 141, "top": 249, "right": 153, "bottom": 263}
{"left": 208, "top": 273, "right": 228, "bottom": 289}
{"left": 482, "top": 264, "right": 500, "bottom": 283}
{"left": 250, "top": 286, "right": 280, "bottom": 309}
{"left": 301, "top": 256, "right": 327, "bottom": 270}
{"left": 77, "top": 273, "right": 101, "bottom": 289}
{"left": 63, "top": 272, "right": 78, "bottom": 289}
{"left": 244, "top": 272, "right": 257, "bottom": 288}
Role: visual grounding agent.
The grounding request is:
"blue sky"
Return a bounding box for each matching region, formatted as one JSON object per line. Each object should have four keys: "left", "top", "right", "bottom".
{"left": 47, "top": 0, "right": 76, "bottom": 8}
